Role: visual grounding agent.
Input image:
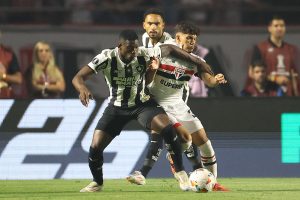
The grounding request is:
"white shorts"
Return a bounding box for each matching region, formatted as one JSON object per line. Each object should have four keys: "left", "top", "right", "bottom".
{"left": 160, "top": 100, "right": 203, "bottom": 134}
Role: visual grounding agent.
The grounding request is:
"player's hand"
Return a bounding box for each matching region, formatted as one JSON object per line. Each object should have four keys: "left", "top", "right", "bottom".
{"left": 78, "top": 88, "right": 94, "bottom": 107}
{"left": 275, "top": 75, "right": 289, "bottom": 85}
{"left": 215, "top": 73, "right": 227, "bottom": 84}
{"left": 148, "top": 57, "right": 160, "bottom": 71}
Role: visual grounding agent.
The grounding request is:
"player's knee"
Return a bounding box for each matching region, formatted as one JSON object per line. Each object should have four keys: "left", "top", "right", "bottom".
{"left": 181, "top": 140, "right": 192, "bottom": 151}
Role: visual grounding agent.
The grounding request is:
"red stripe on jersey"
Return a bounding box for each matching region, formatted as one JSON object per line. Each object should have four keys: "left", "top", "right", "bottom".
{"left": 160, "top": 64, "right": 194, "bottom": 75}
{"left": 173, "top": 123, "right": 182, "bottom": 128}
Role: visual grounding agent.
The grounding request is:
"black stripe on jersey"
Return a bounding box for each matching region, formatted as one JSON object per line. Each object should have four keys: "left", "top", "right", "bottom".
{"left": 182, "top": 86, "right": 188, "bottom": 102}
{"left": 145, "top": 37, "right": 150, "bottom": 48}
{"left": 110, "top": 57, "right": 118, "bottom": 105}
{"left": 156, "top": 70, "right": 191, "bottom": 81}
{"left": 121, "top": 64, "right": 133, "bottom": 107}
{"left": 135, "top": 56, "right": 147, "bottom": 105}
{"left": 95, "top": 59, "right": 108, "bottom": 71}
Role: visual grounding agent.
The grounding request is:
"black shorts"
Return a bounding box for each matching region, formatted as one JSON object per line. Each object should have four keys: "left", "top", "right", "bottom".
{"left": 95, "top": 99, "right": 166, "bottom": 138}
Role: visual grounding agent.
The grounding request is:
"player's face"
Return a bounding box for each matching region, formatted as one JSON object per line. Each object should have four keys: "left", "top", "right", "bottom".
{"left": 252, "top": 66, "right": 266, "bottom": 84}
{"left": 37, "top": 44, "right": 51, "bottom": 64}
{"left": 118, "top": 39, "right": 139, "bottom": 63}
{"left": 176, "top": 32, "right": 197, "bottom": 53}
{"left": 268, "top": 19, "right": 286, "bottom": 39}
{"left": 143, "top": 14, "right": 165, "bottom": 40}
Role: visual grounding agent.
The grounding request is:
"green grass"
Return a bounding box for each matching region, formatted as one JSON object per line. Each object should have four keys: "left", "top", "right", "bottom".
{"left": 1, "top": 178, "right": 300, "bottom": 200}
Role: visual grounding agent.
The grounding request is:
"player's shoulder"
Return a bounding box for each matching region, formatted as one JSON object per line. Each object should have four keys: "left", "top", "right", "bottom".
{"left": 97, "top": 48, "right": 117, "bottom": 58}
{"left": 190, "top": 52, "right": 206, "bottom": 62}
{"left": 163, "top": 39, "right": 177, "bottom": 46}
{"left": 163, "top": 32, "right": 173, "bottom": 41}
{"left": 283, "top": 41, "right": 298, "bottom": 50}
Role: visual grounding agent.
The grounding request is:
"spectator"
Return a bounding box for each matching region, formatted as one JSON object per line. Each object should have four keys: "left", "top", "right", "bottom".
{"left": 0, "top": 42, "right": 23, "bottom": 98}
{"left": 189, "top": 41, "right": 234, "bottom": 97}
{"left": 241, "top": 60, "right": 284, "bottom": 97}
{"left": 28, "top": 41, "right": 65, "bottom": 98}
{"left": 250, "top": 16, "right": 300, "bottom": 96}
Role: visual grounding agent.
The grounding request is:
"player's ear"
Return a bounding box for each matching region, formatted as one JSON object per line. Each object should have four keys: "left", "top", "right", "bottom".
{"left": 118, "top": 42, "right": 122, "bottom": 48}
{"left": 267, "top": 24, "right": 272, "bottom": 34}
{"left": 161, "top": 21, "right": 165, "bottom": 29}
{"left": 175, "top": 33, "right": 180, "bottom": 43}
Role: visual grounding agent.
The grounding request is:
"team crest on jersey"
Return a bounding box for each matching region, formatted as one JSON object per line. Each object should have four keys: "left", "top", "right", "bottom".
{"left": 136, "top": 65, "right": 144, "bottom": 73}
{"left": 268, "top": 47, "right": 274, "bottom": 52}
{"left": 174, "top": 66, "right": 185, "bottom": 80}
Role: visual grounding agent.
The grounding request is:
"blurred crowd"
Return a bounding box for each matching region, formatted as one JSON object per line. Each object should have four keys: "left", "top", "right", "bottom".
{"left": 0, "top": 0, "right": 300, "bottom": 26}
{"left": 0, "top": 2, "right": 300, "bottom": 99}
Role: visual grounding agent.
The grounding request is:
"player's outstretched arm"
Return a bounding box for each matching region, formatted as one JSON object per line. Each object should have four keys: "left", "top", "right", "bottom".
{"left": 72, "top": 65, "right": 94, "bottom": 107}
{"left": 159, "top": 44, "right": 214, "bottom": 75}
{"left": 201, "top": 73, "right": 227, "bottom": 87}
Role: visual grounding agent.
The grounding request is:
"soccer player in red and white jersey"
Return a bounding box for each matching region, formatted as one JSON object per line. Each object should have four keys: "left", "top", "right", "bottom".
{"left": 127, "top": 9, "right": 228, "bottom": 192}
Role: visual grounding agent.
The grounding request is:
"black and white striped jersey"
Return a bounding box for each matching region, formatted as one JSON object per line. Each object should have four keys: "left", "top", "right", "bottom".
{"left": 88, "top": 47, "right": 161, "bottom": 108}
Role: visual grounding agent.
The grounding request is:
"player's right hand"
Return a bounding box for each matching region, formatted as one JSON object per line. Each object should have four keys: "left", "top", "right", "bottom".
{"left": 148, "top": 57, "right": 160, "bottom": 71}
{"left": 79, "top": 88, "right": 94, "bottom": 107}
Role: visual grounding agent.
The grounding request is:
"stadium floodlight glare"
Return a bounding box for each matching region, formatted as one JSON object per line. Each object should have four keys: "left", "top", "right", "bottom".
{"left": 281, "top": 113, "right": 300, "bottom": 163}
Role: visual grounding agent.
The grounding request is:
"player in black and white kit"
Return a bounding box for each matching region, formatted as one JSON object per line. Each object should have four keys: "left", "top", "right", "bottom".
{"left": 73, "top": 30, "right": 213, "bottom": 192}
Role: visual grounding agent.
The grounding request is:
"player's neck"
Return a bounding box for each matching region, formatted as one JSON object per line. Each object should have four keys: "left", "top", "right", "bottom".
{"left": 270, "top": 36, "right": 283, "bottom": 47}
{"left": 150, "top": 34, "right": 163, "bottom": 46}
{"left": 254, "top": 81, "right": 265, "bottom": 93}
{"left": 150, "top": 39, "right": 159, "bottom": 46}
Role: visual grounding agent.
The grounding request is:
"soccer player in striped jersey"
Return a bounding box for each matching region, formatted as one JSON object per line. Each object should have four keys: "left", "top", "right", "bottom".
{"left": 73, "top": 29, "right": 213, "bottom": 192}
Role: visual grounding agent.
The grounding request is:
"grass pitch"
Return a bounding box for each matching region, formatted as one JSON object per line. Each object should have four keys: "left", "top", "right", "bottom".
{"left": 1, "top": 178, "right": 300, "bottom": 200}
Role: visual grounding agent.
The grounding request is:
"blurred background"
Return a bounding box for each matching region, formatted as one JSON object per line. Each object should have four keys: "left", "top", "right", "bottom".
{"left": 0, "top": 0, "right": 300, "bottom": 98}
{"left": 1, "top": 0, "right": 300, "bottom": 26}
{"left": 0, "top": 0, "right": 300, "bottom": 180}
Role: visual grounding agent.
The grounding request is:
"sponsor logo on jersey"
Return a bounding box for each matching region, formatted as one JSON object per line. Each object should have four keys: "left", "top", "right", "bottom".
{"left": 113, "top": 76, "right": 138, "bottom": 86}
{"left": 160, "top": 79, "right": 183, "bottom": 89}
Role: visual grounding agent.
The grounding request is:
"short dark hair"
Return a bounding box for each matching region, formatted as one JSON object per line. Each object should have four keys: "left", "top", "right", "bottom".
{"left": 268, "top": 15, "right": 285, "bottom": 25}
{"left": 251, "top": 60, "right": 265, "bottom": 69}
{"left": 143, "top": 8, "right": 165, "bottom": 22}
{"left": 119, "top": 29, "right": 138, "bottom": 41}
{"left": 175, "top": 21, "right": 200, "bottom": 35}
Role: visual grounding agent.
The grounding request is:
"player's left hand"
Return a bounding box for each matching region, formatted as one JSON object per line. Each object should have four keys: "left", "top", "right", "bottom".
{"left": 79, "top": 88, "right": 94, "bottom": 107}
{"left": 215, "top": 73, "right": 227, "bottom": 84}
{"left": 148, "top": 57, "right": 160, "bottom": 71}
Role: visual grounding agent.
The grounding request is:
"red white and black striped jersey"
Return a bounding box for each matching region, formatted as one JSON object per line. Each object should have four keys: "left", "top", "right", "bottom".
{"left": 148, "top": 40, "right": 206, "bottom": 105}
{"left": 88, "top": 47, "right": 161, "bottom": 108}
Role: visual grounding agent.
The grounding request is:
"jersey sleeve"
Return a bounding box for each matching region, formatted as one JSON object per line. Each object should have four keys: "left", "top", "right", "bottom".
{"left": 87, "top": 49, "right": 111, "bottom": 73}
